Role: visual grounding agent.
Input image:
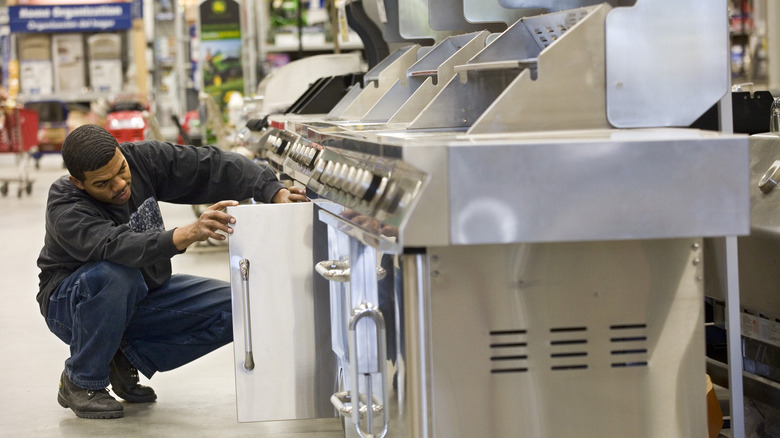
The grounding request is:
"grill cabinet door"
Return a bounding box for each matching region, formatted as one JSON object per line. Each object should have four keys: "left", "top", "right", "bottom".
{"left": 227, "top": 203, "right": 335, "bottom": 422}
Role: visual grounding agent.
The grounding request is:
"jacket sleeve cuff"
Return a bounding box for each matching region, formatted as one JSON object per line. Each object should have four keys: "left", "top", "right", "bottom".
{"left": 257, "top": 181, "right": 286, "bottom": 203}
{"left": 159, "top": 229, "right": 184, "bottom": 256}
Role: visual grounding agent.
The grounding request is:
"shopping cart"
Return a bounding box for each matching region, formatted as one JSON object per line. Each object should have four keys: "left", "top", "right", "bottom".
{"left": 24, "top": 100, "right": 67, "bottom": 169}
{"left": 0, "top": 105, "right": 38, "bottom": 197}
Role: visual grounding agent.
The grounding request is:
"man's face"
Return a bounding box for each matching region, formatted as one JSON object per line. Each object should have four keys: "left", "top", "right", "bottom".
{"left": 70, "top": 148, "right": 132, "bottom": 205}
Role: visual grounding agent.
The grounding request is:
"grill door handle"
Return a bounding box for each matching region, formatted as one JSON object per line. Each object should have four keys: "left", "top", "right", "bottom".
{"left": 315, "top": 259, "right": 387, "bottom": 283}
{"left": 239, "top": 258, "right": 255, "bottom": 371}
{"left": 348, "top": 303, "right": 389, "bottom": 438}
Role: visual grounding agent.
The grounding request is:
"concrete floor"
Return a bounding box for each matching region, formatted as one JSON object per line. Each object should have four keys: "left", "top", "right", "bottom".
{"left": 0, "top": 154, "right": 343, "bottom": 437}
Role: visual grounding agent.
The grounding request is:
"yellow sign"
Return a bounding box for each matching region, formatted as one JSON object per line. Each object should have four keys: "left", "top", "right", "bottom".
{"left": 212, "top": 0, "right": 226, "bottom": 14}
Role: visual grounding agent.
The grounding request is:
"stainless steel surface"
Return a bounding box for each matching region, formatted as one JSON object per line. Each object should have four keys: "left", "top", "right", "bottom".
{"left": 408, "top": 6, "right": 606, "bottom": 132}
{"left": 253, "top": 124, "right": 748, "bottom": 437}
{"left": 468, "top": 5, "right": 609, "bottom": 133}
{"left": 446, "top": 129, "right": 749, "bottom": 244}
{"left": 401, "top": 252, "right": 433, "bottom": 438}
{"left": 235, "top": 3, "right": 750, "bottom": 438}
{"left": 280, "top": 125, "right": 748, "bottom": 247}
{"left": 462, "top": 0, "right": 544, "bottom": 26}
{"left": 329, "top": 46, "right": 421, "bottom": 121}
{"left": 605, "top": 0, "right": 730, "bottom": 127}
{"left": 228, "top": 203, "right": 336, "bottom": 423}
{"left": 726, "top": 235, "right": 746, "bottom": 438}
{"left": 397, "top": 0, "right": 457, "bottom": 41}
{"left": 365, "top": 32, "right": 489, "bottom": 124}
{"left": 317, "top": 215, "right": 411, "bottom": 438}
{"left": 428, "top": 0, "right": 485, "bottom": 32}
{"left": 426, "top": 239, "right": 707, "bottom": 437}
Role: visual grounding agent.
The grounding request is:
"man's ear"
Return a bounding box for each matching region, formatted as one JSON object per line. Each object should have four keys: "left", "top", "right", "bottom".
{"left": 69, "top": 175, "right": 85, "bottom": 190}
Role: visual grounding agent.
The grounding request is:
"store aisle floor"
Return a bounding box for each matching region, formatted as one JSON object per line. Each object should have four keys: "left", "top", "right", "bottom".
{"left": 0, "top": 154, "right": 342, "bottom": 437}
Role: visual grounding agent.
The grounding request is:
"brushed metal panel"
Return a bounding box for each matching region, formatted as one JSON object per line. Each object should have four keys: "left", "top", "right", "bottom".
{"left": 462, "top": 0, "right": 543, "bottom": 26}
{"left": 397, "top": 0, "right": 457, "bottom": 41}
{"left": 227, "top": 203, "right": 336, "bottom": 422}
{"left": 447, "top": 130, "right": 749, "bottom": 244}
{"left": 429, "top": 0, "right": 484, "bottom": 32}
{"left": 605, "top": 0, "right": 730, "bottom": 127}
{"left": 427, "top": 239, "right": 706, "bottom": 437}
{"left": 468, "top": 4, "right": 610, "bottom": 134}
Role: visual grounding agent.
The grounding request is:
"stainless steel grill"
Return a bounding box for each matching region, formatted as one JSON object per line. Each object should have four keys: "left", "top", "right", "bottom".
{"left": 227, "top": 1, "right": 749, "bottom": 437}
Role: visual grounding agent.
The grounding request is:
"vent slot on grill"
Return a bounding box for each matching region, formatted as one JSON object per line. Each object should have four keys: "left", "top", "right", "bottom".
{"left": 549, "top": 326, "right": 589, "bottom": 371}
{"left": 609, "top": 323, "right": 649, "bottom": 368}
{"left": 490, "top": 329, "right": 528, "bottom": 374}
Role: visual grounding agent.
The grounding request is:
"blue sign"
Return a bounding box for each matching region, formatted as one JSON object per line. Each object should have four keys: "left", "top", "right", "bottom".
{"left": 9, "top": 3, "right": 133, "bottom": 33}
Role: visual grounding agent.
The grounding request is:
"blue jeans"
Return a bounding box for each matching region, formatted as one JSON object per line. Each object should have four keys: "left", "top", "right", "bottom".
{"left": 46, "top": 261, "right": 233, "bottom": 390}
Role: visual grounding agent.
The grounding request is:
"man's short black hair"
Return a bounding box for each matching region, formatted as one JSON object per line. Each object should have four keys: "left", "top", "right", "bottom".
{"left": 62, "top": 124, "right": 119, "bottom": 181}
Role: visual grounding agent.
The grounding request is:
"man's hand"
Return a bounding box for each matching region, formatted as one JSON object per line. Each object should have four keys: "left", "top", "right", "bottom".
{"left": 173, "top": 200, "right": 239, "bottom": 251}
{"left": 272, "top": 187, "right": 309, "bottom": 203}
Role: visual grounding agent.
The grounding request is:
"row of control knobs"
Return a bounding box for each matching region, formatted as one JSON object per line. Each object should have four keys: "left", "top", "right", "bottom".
{"left": 264, "top": 130, "right": 400, "bottom": 213}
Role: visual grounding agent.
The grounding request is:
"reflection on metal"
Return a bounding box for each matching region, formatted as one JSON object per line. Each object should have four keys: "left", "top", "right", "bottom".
{"left": 238, "top": 258, "right": 254, "bottom": 371}
{"left": 605, "top": 0, "right": 730, "bottom": 127}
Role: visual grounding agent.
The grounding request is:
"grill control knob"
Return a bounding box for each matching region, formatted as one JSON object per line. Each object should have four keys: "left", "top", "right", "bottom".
{"left": 343, "top": 166, "right": 357, "bottom": 192}
{"left": 312, "top": 157, "right": 326, "bottom": 180}
{"left": 334, "top": 164, "right": 349, "bottom": 189}
{"left": 368, "top": 177, "right": 388, "bottom": 210}
{"left": 354, "top": 170, "right": 372, "bottom": 199}
{"left": 306, "top": 146, "right": 317, "bottom": 166}
{"left": 291, "top": 142, "right": 302, "bottom": 160}
{"left": 321, "top": 161, "right": 335, "bottom": 184}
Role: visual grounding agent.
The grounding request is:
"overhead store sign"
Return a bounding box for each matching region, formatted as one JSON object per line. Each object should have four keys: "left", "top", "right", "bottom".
{"left": 9, "top": 3, "right": 132, "bottom": 33}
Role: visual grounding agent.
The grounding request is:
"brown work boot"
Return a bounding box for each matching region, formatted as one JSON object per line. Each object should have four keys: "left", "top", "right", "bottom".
{"left": 109, "top": 351, "right": 157, "bottom": 403}
{"left": 57, "top": 371, "right": 124, "bottom": 419}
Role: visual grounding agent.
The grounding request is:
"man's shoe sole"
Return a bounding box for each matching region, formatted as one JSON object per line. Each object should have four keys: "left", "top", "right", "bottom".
{"left": 110, "top": 386, "right": 157, "bottom": 403}
{"left": 57, "top": 393, "right": 124, "bottom": 419}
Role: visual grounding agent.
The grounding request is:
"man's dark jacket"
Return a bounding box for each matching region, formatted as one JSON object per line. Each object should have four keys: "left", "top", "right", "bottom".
{"left": 36, "top": 140, "right": 284, "bottom": 317}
